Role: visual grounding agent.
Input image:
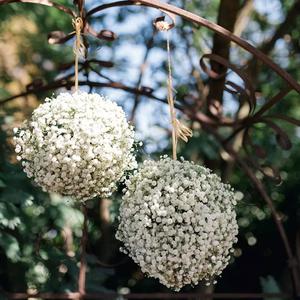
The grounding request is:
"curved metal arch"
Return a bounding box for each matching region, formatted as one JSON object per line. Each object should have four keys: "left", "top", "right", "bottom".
{"left": 87, "top": 0, "right": 300, "bottom": 94}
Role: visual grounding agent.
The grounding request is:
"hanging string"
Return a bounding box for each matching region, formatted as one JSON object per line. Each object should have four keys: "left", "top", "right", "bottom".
{"left": 156, "top": 20, "right": 193, "bottom": 160}
{"left": 166, "top": 30, "right": 178, "bottom": 160}
{"left": 72, "top": 17, "right": 85, "bottom": 92}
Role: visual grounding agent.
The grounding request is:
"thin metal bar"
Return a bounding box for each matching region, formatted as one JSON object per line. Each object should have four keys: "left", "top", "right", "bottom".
{"left": 5, "top": 292, "right": 292, "bottom": 299}
{"left": 252, "top": 87, "right": 292, "bottom": 120}
{"left": 0, "top": 80, "right": 164, "bottom": 106}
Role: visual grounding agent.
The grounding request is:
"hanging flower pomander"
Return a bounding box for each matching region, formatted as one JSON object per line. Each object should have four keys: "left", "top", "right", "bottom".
{"left": 116, "top": 156, "right": 238, "bottom": 290}
{"left": 14, "top": 92, "right": 137, "bottom": 201}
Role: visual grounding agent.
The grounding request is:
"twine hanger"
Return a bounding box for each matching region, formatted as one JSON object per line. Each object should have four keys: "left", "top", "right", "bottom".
{"left": 72, "top": 16, "right": 85, "bottom": 92}
{"left": 155, "top": 15, "right": 193, "bottom": 160}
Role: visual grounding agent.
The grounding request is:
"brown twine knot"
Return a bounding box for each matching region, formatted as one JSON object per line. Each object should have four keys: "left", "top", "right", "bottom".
{"left": 72, "top": 17, "right": 85, "bottom": 91}
{"left": 155, "top": 20, "right": 170, "bottom": 31}
{"left": 154, "top": 12, "right": 175, "bottom": 32}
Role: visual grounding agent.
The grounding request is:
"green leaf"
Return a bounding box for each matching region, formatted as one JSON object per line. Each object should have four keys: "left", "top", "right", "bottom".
{"left": 0, "top": 233, "right": 20, "bottom": 262}
{"left": 0, "top": 179, "right": 6, "bottom": 188}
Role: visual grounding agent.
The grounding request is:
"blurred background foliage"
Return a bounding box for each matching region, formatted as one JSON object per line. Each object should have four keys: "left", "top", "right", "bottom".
{"left": 0, "top": 0, "right": 300, "bottom": 298}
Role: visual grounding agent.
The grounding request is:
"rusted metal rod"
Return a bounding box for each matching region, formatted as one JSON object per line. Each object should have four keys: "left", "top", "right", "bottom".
{"left": 5, "top": 292, "right": 292, "bottom": 299}
{"left": 0, "top": 80, "right": 164, "bottom": 106}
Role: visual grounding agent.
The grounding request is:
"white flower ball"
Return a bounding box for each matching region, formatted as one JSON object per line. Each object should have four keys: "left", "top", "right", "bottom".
{"left": 116, "top": 156, "right": 238, "bottom": 290}
{"left": 14, "top": 92, "right": 137, "bottom": 201}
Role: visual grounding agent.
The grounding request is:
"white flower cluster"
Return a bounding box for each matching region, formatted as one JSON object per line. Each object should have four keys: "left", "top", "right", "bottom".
{"left": 116, "top": 156, "right": 238, "bottom": 290}
{"left": 14, "top": 92, "right": 137, "bottom": 201}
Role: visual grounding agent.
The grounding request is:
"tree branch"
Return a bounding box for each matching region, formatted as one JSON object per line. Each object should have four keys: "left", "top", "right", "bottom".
{"left": 234, "top": 0, "right": 254, "bottom": 37}
{"left": 260, "top": 0, "right": 300, "bottom": 55}
{"left": 207, "top": 0, "right": 241, "bottom": 109}
{"left": 130, "top": 31, "right": 156, "bottom": 121}
{"left": 248, "top": 0, "right": 300, "bottom": 83}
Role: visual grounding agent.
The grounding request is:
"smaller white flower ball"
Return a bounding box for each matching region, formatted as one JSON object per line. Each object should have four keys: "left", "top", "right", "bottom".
{"left": 14, "top": 92, "right": 137, "bottom": 200}
{"left": 116, "top": 156, "right": 239, "bottom": 290}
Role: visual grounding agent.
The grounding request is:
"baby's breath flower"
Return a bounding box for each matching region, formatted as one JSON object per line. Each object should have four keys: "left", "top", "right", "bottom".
{"left": 116, "top": 156, "right": 238, "bottom": 291}
{"left": 14, "top": 92, "right": 137, "bottom": 201}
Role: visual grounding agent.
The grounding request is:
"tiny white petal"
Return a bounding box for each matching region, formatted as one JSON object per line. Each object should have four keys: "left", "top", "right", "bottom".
{"left": 116, "top": 156, "right": 238, "bottom": 291}
{"left": 13, "top": 92, "right": 137, "bottom": 201}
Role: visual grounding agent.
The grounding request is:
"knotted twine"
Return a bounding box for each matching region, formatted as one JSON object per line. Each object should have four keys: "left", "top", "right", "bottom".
{"left": 72, "top": 17, "right": 85, "bottom": 91}
{"left": 155, "top": 19, "right": 192, "bottom": 160}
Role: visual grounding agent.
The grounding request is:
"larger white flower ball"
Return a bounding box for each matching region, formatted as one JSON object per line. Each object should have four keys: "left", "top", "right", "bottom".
{"left": 116, "top": 156, "right": 238, "bottom": 290}
{"left": 14, "top": 92, "right": 137, "bottom": 200}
